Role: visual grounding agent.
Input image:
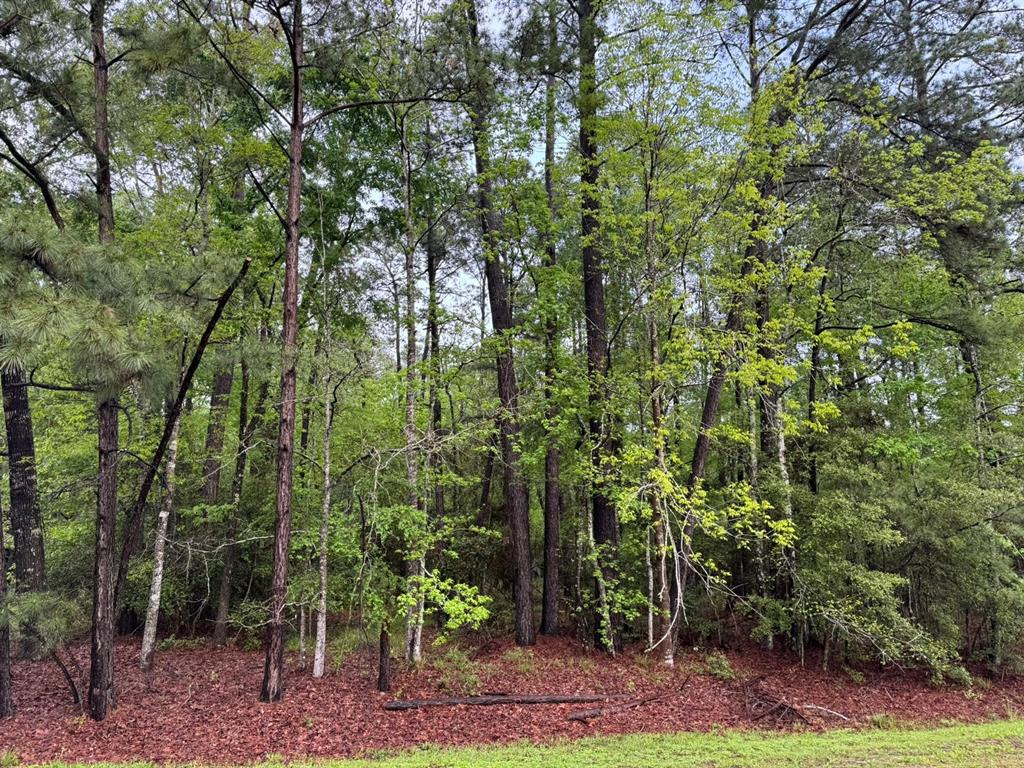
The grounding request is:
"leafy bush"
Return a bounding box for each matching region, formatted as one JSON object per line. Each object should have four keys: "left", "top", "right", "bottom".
{"left": 157, "top": 635, "right": 204, "bottom": 652}
{"left": 432, "top": 645, "right": 490, "bottom": 695}
{"left": 703, "top": 651, "right": 735, "bottom": 681}
{"left": 4, "top": 590, "right": 88, "bottom": 659}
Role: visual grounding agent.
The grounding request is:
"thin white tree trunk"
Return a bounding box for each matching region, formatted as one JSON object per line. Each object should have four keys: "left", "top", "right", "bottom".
{"left": 397, "top": 112, "right": 423, "bottom": 664}
{"left": 775, "top": 396, "right": 793, "bottom": 524}
{"left": 139, "top": 414, "right": 180, "bottom": 673}
{"left": 299, "top": 604, "right": 306, "bottom": 668}
{"left": 312, "top": 373, "right": 334, "bottom": 678}
{"left": 645, "top": 528, "right": 654, "bottom": 648}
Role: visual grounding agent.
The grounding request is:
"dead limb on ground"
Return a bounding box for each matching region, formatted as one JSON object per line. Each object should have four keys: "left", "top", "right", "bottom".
{"left": 739, "top": 677, "right": 849, "bottom": 725}
{"left": 385, "top": 693, "right": 632, "bottom": 711}
{"left": 567, "top": 675, "right": 690, "bottom": 723}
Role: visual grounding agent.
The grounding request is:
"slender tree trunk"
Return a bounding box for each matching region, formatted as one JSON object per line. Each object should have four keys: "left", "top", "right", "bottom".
{"left": 540, "top": 0, "right": 562, "bottom": 637}
{"left": 397, "top": 113, "right": 424, "bottom": 665}
{"left": 578, "top": 0, "right": 619, "bottom": 653}
{"left": 641, "top": 144, "right": 673, "bottom": 666}
{"left": 312, "top": 373, "right": 334, "bottom": 678}
{"left": 0, "top": 503, "right": 13, "bottom": 718}
{"left": 139, "top": 412, "right": 180, "bottom": 673}
{"left": 1, "top": 367, "right": 45, "bottom": 591}
{"left": 647, "top": 289, "right": 674, "bottom": 666}
{"left": 202, "top": 368, "right": 234, "bottom": 503}
{"left": 808, "top": 271, "right": 827, "bottom": 494}
{"left": 425, "top": 159, "right": 445, "bottom": 523}
{"left": 261, "top": 0, "right": 304, "bottom": 703}
{"left": 466, "top": 0, "right": 535, "bottom": 646}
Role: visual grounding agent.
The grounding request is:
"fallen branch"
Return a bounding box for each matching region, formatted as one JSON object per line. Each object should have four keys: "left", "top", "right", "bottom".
{"left": 800, "top": 704, "right": 850, "bottom": 721}
{"left": 567, "top": 675, "right": 689, "bottom": 723}
{"left": 567, "top": 693, "right": 669, "bottom": 722}
{"left": 385, "top": 693, "right": 631, "bottom": 711}
{"left": 741, "top": 677, "right": 809, "bottom": 726}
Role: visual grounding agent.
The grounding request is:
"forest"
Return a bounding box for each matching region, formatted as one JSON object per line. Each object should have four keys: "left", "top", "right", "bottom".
{"left": 0, "top": 0, "right": 1023, "bottom": 761}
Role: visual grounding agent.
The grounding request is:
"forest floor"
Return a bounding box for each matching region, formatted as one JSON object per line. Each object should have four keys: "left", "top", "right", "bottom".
{"left": 2, "top": 634, "right": 1023, "bottom": 764}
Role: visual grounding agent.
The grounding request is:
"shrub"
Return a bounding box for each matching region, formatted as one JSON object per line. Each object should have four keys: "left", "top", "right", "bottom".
{"left": 704, "top": 651, "right": 735, "bottom": 681}
{"left": 433, "top": 646, "right": 489, "bottom": 695}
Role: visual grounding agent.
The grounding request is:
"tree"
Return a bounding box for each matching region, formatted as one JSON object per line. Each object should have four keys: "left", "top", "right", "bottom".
{"left": 577, "top": 0, "right": 620, "bottom": 653}
{"left": 464, "top": 0, "right": 535, "bottom": 648}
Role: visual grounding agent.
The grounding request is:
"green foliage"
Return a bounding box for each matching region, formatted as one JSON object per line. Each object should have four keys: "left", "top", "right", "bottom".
{"left": 431, "top": 646, "right": 490, "bottom": 696}
{"left": 702, "top": 651, "right": 735, "bottom": 681}
{"left": 4, "top": 591, "right": 88, "bottom": 659}
{"left": 1, "top": 0, "right": 1023, "bottom": 694}
{"left": 156, "top": 635, "right": 204, "bottom": 652}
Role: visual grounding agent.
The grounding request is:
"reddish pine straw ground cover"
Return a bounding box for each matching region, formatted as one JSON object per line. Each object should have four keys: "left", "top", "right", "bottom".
{"left": 2, "top": 635, "right": 1023, "bottom": 763}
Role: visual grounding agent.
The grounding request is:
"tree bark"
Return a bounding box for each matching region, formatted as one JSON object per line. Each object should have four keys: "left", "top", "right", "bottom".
{"left": 1, "top": 366, "right": 45, "bottom": 591}
{"left": 466, "top": 0, "right": 535, "bottom": 647}
{"left": 261, "top": 0, "right": 304, "bottom": 703}
{"left": 377, "top": 625, "right": 391, "bottom": 692}
{"left": 578, "top": 0, "right": 620, "bottom": 653}
{"left": 89, "top": 396, "right": 118, "bottom": 721}
{"left": 88, "top": 0, "right": 117, "bottom": 723}
{"left": 139, "top": 412, "right": 180, "bottom": 673}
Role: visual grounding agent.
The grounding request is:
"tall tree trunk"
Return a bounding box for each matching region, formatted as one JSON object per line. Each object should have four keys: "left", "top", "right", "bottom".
{"left": 312, "top": 372, "right": 334, "bottom": 678}
{"left": 807, "top": 270, "right": 827, "bottom": 494}
{"left": 202, "top": 368, "right": 234, "bottom": 503}
{"left": 648, "top": 317, "right": 674, "bottom": 666}
{"left": 1, "top": 367, "right": 45, "bottom": 591}
{"left": 466, "top": 0, "right": 535, "bottom": 647}
{"left": 398, "top": 112, "right": 424, "bottom": 665}
{"left": 89, "top": 397, "right": 118, "bottom": 721}
{"left": 0, "top": 500, "right": 13, "bottom": 718}
{"left": 261, "top": 0, "right": 304, "bottom": 703}
{"left": 88, "top": 0, "right": 117, "bottom": 722}
{"left": 425, "top": 149, "right": 445, "bottom": 524}
{"left": 642, "top": 147, "right": 674, "bottom": 666}
{"left": 139, "top": 412, "right": 180, "bottom": 672}
{"left": 578, "top": 0, "right": 619, "bottom": 653}
{"left": 540, "top": 0, "right": 562, "bottom": 637}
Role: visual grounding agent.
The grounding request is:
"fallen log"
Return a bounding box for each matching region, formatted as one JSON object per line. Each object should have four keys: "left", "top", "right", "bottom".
{"left": 385, "top": 693, "right": 632, "bottom": 711}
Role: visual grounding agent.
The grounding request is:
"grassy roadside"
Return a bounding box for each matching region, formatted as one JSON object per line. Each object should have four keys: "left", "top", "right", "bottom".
{"left": 23, "top": 720, "right": 1024, "bottom": 767}
{"left": 326, "top": 720, "right": 1023, "bottom": 767}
